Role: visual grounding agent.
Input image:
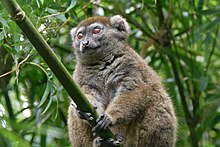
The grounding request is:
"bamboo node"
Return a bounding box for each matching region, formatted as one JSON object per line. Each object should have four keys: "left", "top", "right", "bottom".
{"left": 13, "top": 11, "right": 25, "bottom": 21}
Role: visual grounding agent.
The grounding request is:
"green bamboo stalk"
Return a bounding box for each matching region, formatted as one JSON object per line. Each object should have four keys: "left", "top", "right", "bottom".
{"left": 0, "top": 0, "right": 115, "bottom": 141}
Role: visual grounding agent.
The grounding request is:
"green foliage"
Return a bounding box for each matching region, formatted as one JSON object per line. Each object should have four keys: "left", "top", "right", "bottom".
{"left": 0, "top": 0, "right": 220, "bottom": 146}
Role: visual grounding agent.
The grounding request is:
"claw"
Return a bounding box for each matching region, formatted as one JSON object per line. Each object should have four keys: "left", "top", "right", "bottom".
{"left": 93, "top": 103, "right": 98, "bottom": 109}
{"left": 71, "top": 102, "right": 77, "bottom": 109}
{"left": 115, "top": 133, "right": 123, "bottom": 143}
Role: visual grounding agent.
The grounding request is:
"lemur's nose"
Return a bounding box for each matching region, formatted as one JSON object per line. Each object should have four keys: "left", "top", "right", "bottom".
{"left": 82, "top": 40, "right": 89, "bottom": 46}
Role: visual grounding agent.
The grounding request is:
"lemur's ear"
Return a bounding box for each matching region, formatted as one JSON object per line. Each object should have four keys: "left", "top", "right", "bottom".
{"left": 70, "top": 27, "right": 77, "bottom": 40}
{"left": 110, "top": 15, "right": 130, "bottom": 36}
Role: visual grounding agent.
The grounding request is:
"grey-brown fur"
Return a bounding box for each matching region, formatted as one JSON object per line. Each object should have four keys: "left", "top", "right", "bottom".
{"left": 68, "top": 15, "right": 177, "bottom": 147}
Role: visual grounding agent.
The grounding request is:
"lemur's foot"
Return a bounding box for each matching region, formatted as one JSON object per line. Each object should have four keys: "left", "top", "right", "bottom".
{"left": 93, "top": 134, "right": 122, "bottom": 147}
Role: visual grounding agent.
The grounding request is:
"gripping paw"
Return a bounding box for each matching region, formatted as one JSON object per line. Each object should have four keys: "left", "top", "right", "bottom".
{"left": 77, "top": 109, "right": 94, "bottom": 121}
{"left": 94, "top": 134, "right": 122, "bottom": 147}
{"left": 92, "top": 114, "right": 112, "bottom": 136}
{"left": 71, "top": 102, "right": 97, "bottom": 121}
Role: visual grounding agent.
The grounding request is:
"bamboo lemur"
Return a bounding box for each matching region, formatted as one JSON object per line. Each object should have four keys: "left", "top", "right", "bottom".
{"left": 68, "top": 15, "right": 177, "bottom": 147}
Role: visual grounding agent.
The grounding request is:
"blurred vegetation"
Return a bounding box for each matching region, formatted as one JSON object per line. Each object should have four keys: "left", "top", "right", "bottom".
{"left": 0, "top": 0, "right": 220, "bottom": 146}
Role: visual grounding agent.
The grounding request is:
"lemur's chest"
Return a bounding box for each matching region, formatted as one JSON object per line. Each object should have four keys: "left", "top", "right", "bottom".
{"left": 77, "top": 66, "right": 126, "bottom": 105}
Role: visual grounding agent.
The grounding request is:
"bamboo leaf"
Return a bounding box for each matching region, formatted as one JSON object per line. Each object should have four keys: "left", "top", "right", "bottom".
{"left": 197, "top": 9, "right": 220, "bottom": 15}
{"left": 42, "top": 95, "right": 53, "bottom": 114}
{"left": 46, "top": 8, "right": 66, "bottom": 22}
{"left": 38, "top": 81, "right": 52, "bottom": 108}
{"left": 66, "top": 0, "right": 77, "bottom": 12}
{"left": 199, "top": 76, "right": 208, "bottom": 91}
{"left": 0, "top": 31, "right": 4, "bottom": 41}
{"left": 0, "top": 128, "right": 31, "bottom": 147}
{"left": 0, "top": 16, "right": 9, "bottom": 28}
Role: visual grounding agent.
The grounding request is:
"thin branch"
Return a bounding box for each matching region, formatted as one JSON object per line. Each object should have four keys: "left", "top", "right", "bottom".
{"left": 0, "top": 54, "right": 31, "bottom": 79}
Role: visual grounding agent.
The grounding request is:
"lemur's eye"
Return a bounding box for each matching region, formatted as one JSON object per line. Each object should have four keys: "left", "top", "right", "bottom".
{"left": 93, "top": 28, "right": 101, "bottom": 34}
{"left": 77, "top": 32, "right": 83, "bottom": 39}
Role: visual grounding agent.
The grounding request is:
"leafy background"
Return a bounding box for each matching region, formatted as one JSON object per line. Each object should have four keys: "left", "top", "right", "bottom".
{"left": 0, "top": 0, "right": 220, "bottom": 146}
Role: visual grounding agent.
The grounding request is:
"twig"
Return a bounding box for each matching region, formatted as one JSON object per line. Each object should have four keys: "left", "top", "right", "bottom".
{"left": 0, "top": 54, "right": 31, "bottom": 79}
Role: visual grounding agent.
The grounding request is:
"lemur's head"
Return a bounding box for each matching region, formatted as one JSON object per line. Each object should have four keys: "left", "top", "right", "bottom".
{"left": 70, "top": 15, "right": 130, "bottom": 54}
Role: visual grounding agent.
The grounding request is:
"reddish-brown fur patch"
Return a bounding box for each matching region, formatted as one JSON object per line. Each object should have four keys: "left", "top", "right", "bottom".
{"left": 77, "top": 16, "right": 110, "bottom": 27}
